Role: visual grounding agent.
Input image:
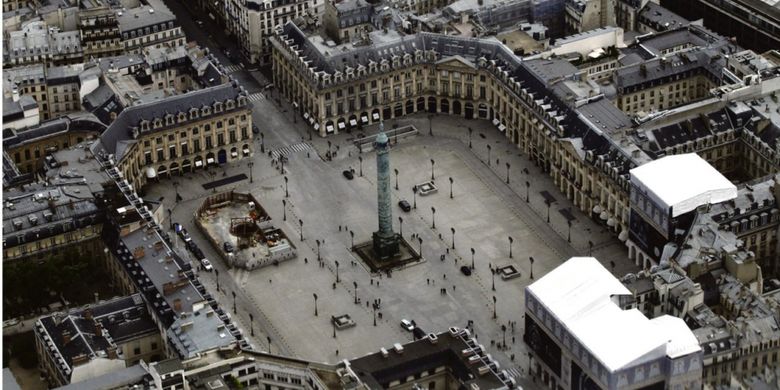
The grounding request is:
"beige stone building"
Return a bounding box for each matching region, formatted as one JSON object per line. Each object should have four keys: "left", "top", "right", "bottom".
{"left": 79, "top": 2, "right": 123, "bottom": 59}
{"left": 91, "top": 82, "right": 253, "bottom": 189}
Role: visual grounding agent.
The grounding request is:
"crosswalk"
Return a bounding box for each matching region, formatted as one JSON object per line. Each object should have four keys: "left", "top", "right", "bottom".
{"left": 505, "top": 366, "right": 522, "bottom": 379}
{"left": 271, "top": 142, "right": 313, "bottom": 160}
{"left": 222, "top": 64, "right": 242, "bottom": 73}
{"left": 248, "top": 92, "right": 265, "bottom": 102}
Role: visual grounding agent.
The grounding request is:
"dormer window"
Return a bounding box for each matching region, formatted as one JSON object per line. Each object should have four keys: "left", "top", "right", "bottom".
{"left": 165, "top": 114, "right": 174, "bottom": 126}
{"left": 237, "top": 96, "right": 246, "bottom": 106}
{"left": 201, "top": 106, "right": 211, "bottom": 116}
{"left": 153, "top": 118, "right": 163, "bottom": 128}
{"left": 225, "top": 99, "right": 235, "bottom": 110}
{"left": 189, "top": 108, "right": 199, "bottom": 119}
{"left": 178, "top": 113, "right": 187, "bottom": 123}
{"left": 140, "top": 120, "right": 150, "bottom": 131}
{"left": 214, "top": 102, "right": 223, "bottom": 113}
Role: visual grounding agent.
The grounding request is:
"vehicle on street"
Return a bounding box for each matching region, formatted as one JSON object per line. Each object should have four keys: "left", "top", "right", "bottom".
{"left": 398, "top": 200, "right": 411, "bottom": 212}
{"left": 400, "top": 319, "right": 414, "bottom": 331}
{"left": 191, "top": 247, "right": 204, "bottom": 261}
{"left": 3, "top": 319, "right": 19, "bottom": 328}
{"left": 201, "top": 259, "right": 214, "bottom": 271}
{"left": 223, "top": 242, "right": 234, "bottom": 253}
{"left": 460, "top": 266, "right": 472, "bottom": 276}
{"left": 252, "top": 125, "right": 260, "bottom": 134}
{"left": 342, "top": 170, "right": 355, "bottom": 180}
{"left": 412, "top": 327, "right": 426, "bottom": 340}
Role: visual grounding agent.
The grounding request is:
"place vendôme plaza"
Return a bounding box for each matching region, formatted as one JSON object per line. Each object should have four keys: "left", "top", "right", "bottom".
{"left": 2, "top": 0, "right": 780, "bottom": 389}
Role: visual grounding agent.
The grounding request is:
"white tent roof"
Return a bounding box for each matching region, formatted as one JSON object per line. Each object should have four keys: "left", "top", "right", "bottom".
{"left": 630, "top": 154, "right": 737, "bottom": 217}
{"left": 526, "top": 257, "right": 700, "bottom": 372}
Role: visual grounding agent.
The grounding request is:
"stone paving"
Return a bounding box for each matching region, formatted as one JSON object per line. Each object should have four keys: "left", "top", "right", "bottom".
{"left": 144, "top": 97, "right": 638, "bottom": 377}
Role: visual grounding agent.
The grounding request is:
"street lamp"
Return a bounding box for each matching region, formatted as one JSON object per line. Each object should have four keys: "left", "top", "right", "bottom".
{"left": 282, "top": 199, "right": 287, "bottom": 221}
{"left": 394, "top": 168, "right": 399, "bottom": 190}
{"left": 545, "top": 199, "right": 551, "bottom": 223}
{"left": 313, "top": 293, "right": 318, "bottom": 316}
{"left": 525, "top": 181, "right": 530, "bottom": 203}
{"left": 417, "top": 236, "right": 423, "bottom": 256}
{"left": 529, "top": 256, "right": 535, "bottom": 280}
{"left": 299, "top": 219, "right": 304, "bottom": 241}
{"left": 231, "top": 291, "right": 236, "bottom": 314}
{"left": 505, "top": 162, "right": 510, "bottom": 184}
{"left": 248, "top": 161, "right": 254, "bottom": 183}
{"left": 470, "top": 247, "right": 475, "bottom": 270}
{"left": 373, "top": 304, "right": 377, "bottom": 326}
{"left": 567, "top": 220, "right": 572, "bottom": 243}
{"left": 349, "top": 230, "right": 354, "bottom": 249}
{"left": 450, "top": 227, "right": 455, "bottom": 249}
{"left": 358, "top": 156, "right": 363, "bottom": 177}
{"left": 428, "top": 114, "right": 433, "bottom": 136}
{"left": 492, "top": 295, "right": 497, "bottom": 319}
{"left": 332, "top": 317, "right": 336, "bottom": 338}
{"left": 267, "top": 336, "right": 272, "bottom": 353}
{"left": 492, "top": 268, "right": 496, "bottom": 291}
{"left": 316, "top": 239, "right": 321, "bottom": 261}
{"left": 412, "top": 185, "right": 417, "bottom": 209}
{"left": 508, "top": 236, "right": 514, "bottom": 259}
{"left": 588, "top": 240, "right": 593, "bottom": 256}
{"left": 467, "top": 127, "right": 473, "bottom": 148}
{"left": 249, "top": 313, "right": 254, "bottom": 336}
{"left": 260, "top": 133, "right": 265, "bottom": 153}
{"left": 398, "top": 217, "right": 403, "bottom": 236}
{"left": 284, "top": 176, "right": 289, "bottom": 198}
{"left": 430, "top": 159, "right": 435, "bottom": 181}
{"left": 431, "top": 207, "right": 436, "bottom": 229}
{"left": 449, "top": 177, "right": 454, "bottom": 199}
{"left": 487, "top": 144, "right": 492, "bottom": 166}
{"left": 353, "top": 281, "right": 358, "bottom": 304}
{"left": 215, "top": 268, "right": 220, "bottom": 292}
{"left": 335, "top": 260, "right": 340, "bottom": 283}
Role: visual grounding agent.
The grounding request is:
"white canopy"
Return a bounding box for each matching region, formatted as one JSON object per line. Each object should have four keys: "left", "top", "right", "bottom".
{"left": 630, "top": 154, "right": 737, "bottom": 217}
{"left": 145, "top": 167, "right": 156, "bottom": 179}
{"left": 527, "top": 257, "right": 701, "bottom": 373}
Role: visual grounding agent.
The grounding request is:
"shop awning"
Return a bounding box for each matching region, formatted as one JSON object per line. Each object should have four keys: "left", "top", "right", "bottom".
{"left": 338, "top": 121, "right": 346, "bottom": 129}
{"left": 309, "top": 117, "right": 315, "bottom": 125}
{"left": 207, "top": 158, "right": 215, "bottom": 164}
{"left": 182, "top": 160, "right": 191, "bottom": 167}
{"left": 195, "top": 160, "right": 203, "bottom": 167}
{"left": 146, "top": 167, "right": 156, "bottom": 179}
{"left": 231, "top": 151, "right": 238, "bottom": 157}
{"left": 599, "top": 211, "right": 608, "bottom": 220}
{"left": 372, "top": 112, "right": 380, "bottom": 120}
{"left": 349, "top": 118, "right": 357, "bottom": 126}
{"left": 314, "top": 123, "right": 320, "bottom": 130}
{"left": 593, "top": 205, "right": 602, "bottom": 214}
{"left": 492, "top": 118, "right": 500, "bottom": 126}
{"left": 498, "top": 124, "right": 506, "bottom": 132}
{"left": 304, "top": 112, "right": 309, "bottom": 119}
{"left": 361, "top": 115, "right": 368, "bottom": 123}
{"left": 243, "top": 148, "right": 250, "bottom": 155}
{"left": 326, "top": 124, "right": 334, "bottom": 133}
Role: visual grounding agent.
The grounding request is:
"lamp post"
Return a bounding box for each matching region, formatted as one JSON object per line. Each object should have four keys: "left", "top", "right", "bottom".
{"left": 349, "top": 230, "right": 354, "bottom": 249}
{"left": 470, "top": 247, "right": 475, "bottom": 270}
{"left": 431, "top": 207, "right": 436, "bottom": 229}
{"left": 428, "top": 114, "right": 433, "bottom": 136}
{"left": 260, "top": 133, "right": 265, "bottom": 153}
{"left": 299, "top": 219, "right": 304, "bottom": 241}
{"left": 316, "top": 239, "right": 321, "bottom": 261}
{"left": 491, "top": 268, "right": 496, "bottom": 291}
{"left": 567, "top": 220, "right": 572, "bottom": 243}
{"left": 248, "top": 161, "right": 254, "bottom": 183}
{"left": 215, "top": 268, "right": 220, "bottom": 292}
{"left": 449, "top": 177, "right": 453, "bottom": 199}
{"left": 545, "top": 199, "right": 551, "bottom": 223}
{"left": 398, "top": 217, "right": 403, "bottom": 236}
{"left": 467, "top": 127, "right": 473, "bottom": 148}
{"left": 353, "top": 281, "right": 358, "bottom": 304}
{"left": 373, "top": 304, "right": 377, "bottom": 326}
{"left": 358, "top": 156, "right": 363, "bottom": 177}
{"left": 412, "top": 185, "right": 417, "bottom": 209}
{"left": 529, "top": 256, "right": 535, "bottom": 280}
{"left": 525, "top": 181, "right": 530, "bottom": 203}
{"left": 284, "top": 176, "right": 289, "bottom": 198}
{"left": 249, "top": 313, "right": 254, "bottom": 336}
{"left": 430, "top": 159, "right": 436, "bottom": 181}
{"left": 450, "top": 227, "right": 455, "bottom": 249}
{"left": 505, "top": 162, "right": 510, "bottom": 184}
{"left": 588, "top": 240, "right": 593, "bottom": 256}
{"left": 487, "top": 144, "right": 492, "bottom": 166}
{"left": 508, "top": 236, "right": 514, "bottom": 259}
{"left": 231, "top": 291, "right": 236, "bottom": 314}
{"left": 267, "top": 336, "right": 272, "bottom": 353}
{"left": 492, "top": 295, "right": 497, "bottom": 319}
{"left": 417, "top": 236, "right": 423, "bottom": 256}
{"left": 313, "top": 293, "right": 318, "bottom": 316}
{"left": 394, "top": 168, "right": 399, "bottom": 190}
{"left": 335, "top": 260, "right": 340, "bottom": 283}
{"left": 332, "top": 317, "right": 336, "bottom": 338}
{"left": 282, "top": 199, "right": 286, "bottom": 221}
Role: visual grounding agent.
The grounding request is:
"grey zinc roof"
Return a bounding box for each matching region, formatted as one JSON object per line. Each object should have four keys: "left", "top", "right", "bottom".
{"left": 638, "top": 1, "right": 689, "bottom": 32}
{"left": 53, "top": 364, "right": 149, "bottom": 390}
{"left": 615, "top": 49, "right": 726, "bottom": 90}
{"left": 94, "top": 83, "right": 245, "bottom": 161}
{"left": 117, "top": 2, "right": 176, "bottom": 33}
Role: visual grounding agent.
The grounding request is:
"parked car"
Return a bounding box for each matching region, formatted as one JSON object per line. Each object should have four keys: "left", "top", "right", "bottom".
{"left": 252, "top": 125, "right": 260, "bottom": 134}
{"left": 191, "top": 247, "right": 205, "bottom": 261}
{"left": 412, "top": 327, "right": 426, "bottom": 340}
{"left": 400, "top": 319, "right": 414, "bottom": 331}
{"left": 342, "top": 170, "right": 355, "bottom": 180}
{"left": 201, "top": 259, "right": 214, "bottom": 271}
{"left": 460, "top": 266, "right": 472, "bottom": 276}
{"left": 398, "top": 200, "right": 411, "bottom": 212}
{"left": 223, "top": 242, "right": 234, "bottom": 253}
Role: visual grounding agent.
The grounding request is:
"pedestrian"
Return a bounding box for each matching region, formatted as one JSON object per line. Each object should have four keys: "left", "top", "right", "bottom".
{"left": 336, "top": 349, "right": 339, "bottom": 355}
{"left": 443, "top": 274, "right": 446, "bottom": 280}
{"left": 269, "top": 279, "right": 272, "bottom": 283}
{"left": 446, "top": 248, "right": 449, "bottom": 254}
{"left": 512, "top": 336, "right": 515, "bottom": 344}
{"left": 339, "top": 225, "right": 342, "bottom": 232}
{"left": 453, "top": 285, "right": 456, "bottom": 291}
{"left": 427, "top": 278, "right": 430, "bottom": 285}
{"left": 371, "top": 279, "right": 374, "bottom": 285}
{"left": 304, "top": 257, "right": 308, "bottom": 264}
